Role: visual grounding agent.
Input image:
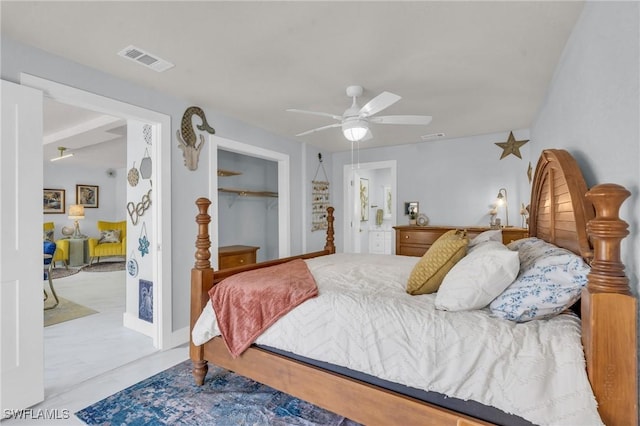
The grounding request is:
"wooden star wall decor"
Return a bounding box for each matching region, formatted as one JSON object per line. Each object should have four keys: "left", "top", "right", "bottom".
{"left": 495, "top": 131, "right": 529, "bottom": 160}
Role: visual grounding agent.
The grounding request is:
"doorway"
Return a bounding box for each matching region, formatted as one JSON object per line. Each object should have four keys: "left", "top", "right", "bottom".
{"left": 343, "top": 160, "right": 397, "bottom": 254}
{"left": 209, "top": 135, "right": 291, "bottom": 269}
{"left": 18, "top": 75, "right": 173, "bottom": 402}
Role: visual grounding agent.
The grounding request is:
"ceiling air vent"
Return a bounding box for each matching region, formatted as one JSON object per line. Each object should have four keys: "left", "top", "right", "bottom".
{"left": 117, "top": 45, "right": 174, "bottom": 72}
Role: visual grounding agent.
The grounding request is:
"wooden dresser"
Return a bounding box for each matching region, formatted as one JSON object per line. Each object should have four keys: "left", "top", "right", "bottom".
{"left": 218, "top": 245, "right": 259, "bottom": 269}
{"left": 393, "top": 226, "right": 528, "bottom": 257}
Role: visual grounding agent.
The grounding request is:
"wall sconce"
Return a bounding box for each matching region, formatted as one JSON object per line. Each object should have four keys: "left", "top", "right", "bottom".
{"left": 496, "top": 188, "right": 509, "bottom": 227}
{"left": 68, "top": 204, "right": 86, "bottom": 238}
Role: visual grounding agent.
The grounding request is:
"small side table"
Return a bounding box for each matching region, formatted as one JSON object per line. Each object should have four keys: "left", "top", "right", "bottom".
{"left": 68, "top": 238, "right": 88, "bottom": 266}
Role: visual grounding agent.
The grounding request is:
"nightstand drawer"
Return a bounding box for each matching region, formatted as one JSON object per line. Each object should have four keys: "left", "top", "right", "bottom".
{"left": 218, "top": 245, "right": 259, "bottom": 270}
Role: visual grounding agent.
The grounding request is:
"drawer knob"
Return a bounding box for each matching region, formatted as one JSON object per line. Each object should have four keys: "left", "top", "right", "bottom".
{"left": 405, "top": 235, "right": 409, "bottom": 239}
{"left": 239, "top": 259, "right": 244, "bottom": 263}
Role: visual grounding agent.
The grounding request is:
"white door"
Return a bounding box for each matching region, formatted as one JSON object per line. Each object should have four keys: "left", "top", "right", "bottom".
{"left": 0, "top": 80, "right": 44, "bottom": 415}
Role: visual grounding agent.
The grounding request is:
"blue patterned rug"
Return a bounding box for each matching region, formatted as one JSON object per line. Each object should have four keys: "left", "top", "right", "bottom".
{"left": 76, "top": 360, "right": 360, "bottom": 425}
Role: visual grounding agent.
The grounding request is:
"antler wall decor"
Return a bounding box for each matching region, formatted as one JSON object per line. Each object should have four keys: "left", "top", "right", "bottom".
{"left": 176, "top": 106, "right": 216, "bottom": 171}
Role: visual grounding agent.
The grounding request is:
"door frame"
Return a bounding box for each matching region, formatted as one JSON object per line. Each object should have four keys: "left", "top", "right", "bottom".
{"left": 208, "top": 135, "right": 291, "bottom": 268}
{"left": 20, "top": 73, "right": 173, "bottom": 349}
{"left": 343, "top": 160, "right": 397, "bottom": 253}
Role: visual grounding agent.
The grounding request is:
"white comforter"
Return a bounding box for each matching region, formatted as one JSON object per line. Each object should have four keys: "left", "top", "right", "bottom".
{"left": 192, "top": 253, "right": 602, "bottom": 426}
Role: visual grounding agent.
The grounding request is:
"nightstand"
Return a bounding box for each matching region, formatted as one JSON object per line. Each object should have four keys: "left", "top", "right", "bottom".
{"left": 218, "top": 245, "right": 259, "bottom": 269}
{"left": 68, "top": 238, "right": 88, "bottom": 266}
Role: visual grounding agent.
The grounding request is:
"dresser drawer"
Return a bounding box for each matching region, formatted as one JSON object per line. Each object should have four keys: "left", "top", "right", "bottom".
{"left": 397, "top": 229, "right": 446, "bottom": 246}
{"left": 218, "top": 245, "right": 259, "bottom": 270}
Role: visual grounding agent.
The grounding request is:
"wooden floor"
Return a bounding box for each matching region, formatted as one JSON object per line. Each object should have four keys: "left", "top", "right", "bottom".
{"left": 3, "top": 268, "right": 188, "bottom": 425}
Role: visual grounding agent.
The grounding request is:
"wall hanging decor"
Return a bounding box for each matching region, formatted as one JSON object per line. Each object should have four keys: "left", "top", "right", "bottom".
{"left": 138, "top": 279, "right": 153, "bottom": 323}
{"left": 311, "top": 153, "right": 330, "bottom": 232}
{"left": 137, "top": 222, "right": 150, "bottom": 257}
{"left": 383, "top": 186, "right": 392, "bottom": 218}
{"left": 176, "top": 106, "right": 216, "bottom": 171}
{"left": 127, "top": 162, "right": 139, "bottom": 187}
{"left": 127, "top": 250, "right": 139, "bottom": 277}
{"left": 359, "top": 178, "right": 369, "bottom": 221}
{"left": 127, "top": 189, "right": 152, "bottom": 225}
{"left": 143, "top": 124, "right": 152, "bottom": 145}
{"left": 139, "top": 147, "right": 152, "bottom": 179}
{"left": 43, "top": 188, "right": 65, "bottom": 214}
{"left": 494, "top": 131, "right": 529, "bottom": 160}
{"left": 527, "top": 161, "right": 533, "bottom": 183}
{"left": 76, "top": 184, "right": 99, "bottom": 208}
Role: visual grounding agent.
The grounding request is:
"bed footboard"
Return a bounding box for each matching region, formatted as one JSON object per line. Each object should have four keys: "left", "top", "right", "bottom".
{"left": 189, "top": 197, "right": 335, "bottom": 385}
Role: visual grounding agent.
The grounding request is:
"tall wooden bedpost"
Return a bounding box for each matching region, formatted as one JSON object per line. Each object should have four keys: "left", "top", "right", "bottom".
{"left": 324, "top": 206, "right": 335, "bottom": 254}
{"left": 190, "top": 197, "right": 213, "bottom": 385}
{"left": 582, "top": 184, "right": 637, "bottom": 426}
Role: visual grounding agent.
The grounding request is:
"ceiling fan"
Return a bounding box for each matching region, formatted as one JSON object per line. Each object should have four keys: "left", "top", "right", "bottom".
{"left": 287, "top": 85, "right": 432, "bottom": 142}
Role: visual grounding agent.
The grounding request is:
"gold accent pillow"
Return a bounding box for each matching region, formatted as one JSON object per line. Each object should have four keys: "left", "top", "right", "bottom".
{"left": 406, "top": 229, "right": 469, "bottom": 295}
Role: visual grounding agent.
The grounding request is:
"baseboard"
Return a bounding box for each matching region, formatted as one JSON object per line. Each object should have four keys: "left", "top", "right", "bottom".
{"left": 123, "top": 312, "right": 155, "bottom": 337}
{"left": 165, "top": 326, "right": 189, "bottom": 349}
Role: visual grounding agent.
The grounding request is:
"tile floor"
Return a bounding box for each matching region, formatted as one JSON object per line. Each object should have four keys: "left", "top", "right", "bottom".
{"left": 3, "top": 268, "right": 188, "bottom": 425}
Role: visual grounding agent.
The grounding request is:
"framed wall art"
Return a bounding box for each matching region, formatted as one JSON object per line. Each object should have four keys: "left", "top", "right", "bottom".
{"left": 383, "top": 186, "right": 392, "bottom": 218}
{"left": 360, "top": 178, "right": 369, "bottom": 221}
{"left": 76, "top": 184, "right": 99, "bottom": 208}
{"left": 43, "top": 189, "right": 65, "bottom": 214}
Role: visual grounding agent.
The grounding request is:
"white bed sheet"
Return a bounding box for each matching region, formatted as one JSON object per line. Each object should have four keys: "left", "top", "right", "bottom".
{"left": 192, "top": 253, "right": 602, "bottom": 426}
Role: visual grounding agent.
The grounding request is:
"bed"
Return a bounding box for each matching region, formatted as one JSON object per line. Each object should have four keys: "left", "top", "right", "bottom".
{"left": 189, "top": 149, "right": 637, "bottom": 425}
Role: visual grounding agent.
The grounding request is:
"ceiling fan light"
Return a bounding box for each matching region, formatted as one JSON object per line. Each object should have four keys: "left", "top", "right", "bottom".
{"left": 342, "top": 120, "right": 368, "bottom": 142}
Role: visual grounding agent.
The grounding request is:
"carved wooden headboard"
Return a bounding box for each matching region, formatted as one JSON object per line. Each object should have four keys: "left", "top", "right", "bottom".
{"left": 528, "top": 149, "right": 595, "bottom": 262}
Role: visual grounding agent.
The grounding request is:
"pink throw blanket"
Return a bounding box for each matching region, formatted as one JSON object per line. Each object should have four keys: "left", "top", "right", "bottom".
{"left": 209, "top": 259, "right": 318, "bottom": 357}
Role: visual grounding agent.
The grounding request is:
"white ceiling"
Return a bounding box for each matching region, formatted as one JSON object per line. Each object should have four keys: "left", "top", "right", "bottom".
{"left": 2, "top": 1, "right": 584, "bottom": 159}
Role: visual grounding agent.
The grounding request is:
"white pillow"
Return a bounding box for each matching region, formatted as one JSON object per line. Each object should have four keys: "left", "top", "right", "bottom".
{"left": 490, "top": 238, "right": 590, "bottom": 322}
{"left": 468, "top": 229, "right": 502, "bottom": 249}
{"left": 435, "top": 241, "right": 519, "bottom": 311}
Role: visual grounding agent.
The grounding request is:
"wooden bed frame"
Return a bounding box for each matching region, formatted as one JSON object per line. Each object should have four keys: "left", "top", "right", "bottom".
{"left": 190, "top": 149, "right": 637, "bottom": 426}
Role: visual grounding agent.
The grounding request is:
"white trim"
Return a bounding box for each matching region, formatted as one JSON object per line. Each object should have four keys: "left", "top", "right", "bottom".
{"left": 20, "top": 73, "right": 173, "bottom": 350}
{"left": 209, "top": 135, "right": 291, "bottom": 261}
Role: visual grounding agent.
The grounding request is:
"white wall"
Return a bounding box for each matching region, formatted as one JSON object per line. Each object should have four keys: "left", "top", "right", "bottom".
{"left": 331, "top": 131, "right": 531, "bottom": 252}
{"left": 43, "top": 163, "right": 126, "bottom": 239}
{"left": 530, "top": 1, "right": 640, "bottom": 295}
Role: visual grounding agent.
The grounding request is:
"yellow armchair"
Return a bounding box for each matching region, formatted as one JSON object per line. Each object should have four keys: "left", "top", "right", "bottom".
{"left": 88, "top": 220, "right": 127, "bottom": 264}
{"left": 43, "top": 222, "right": 69, "bottom": 269}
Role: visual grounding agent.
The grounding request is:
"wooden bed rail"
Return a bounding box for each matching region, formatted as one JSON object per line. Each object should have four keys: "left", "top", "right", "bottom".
{"left": 190, "top": 198, "right": 335, "bottom": 384}
{"left": 582, "top": 184, "right": 637, "bottom": 426}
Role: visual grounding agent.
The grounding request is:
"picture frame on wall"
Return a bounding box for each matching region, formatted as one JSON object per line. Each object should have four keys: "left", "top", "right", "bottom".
{"left": 359, "top": 178, "right": 369, "bottom": 221}
{"left": 43, "top": 189, "right": 65, "bottom": 214}
{"left": 383, "top": 186, "right": 392, "bottom": 218}
{"left": 76, "top": 184, "right": 99, "bottom": 208}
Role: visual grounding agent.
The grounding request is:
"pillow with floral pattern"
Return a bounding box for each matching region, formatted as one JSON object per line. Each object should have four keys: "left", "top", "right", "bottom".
{"left": 489, "top": 238, "right": 590, "bottom": 322}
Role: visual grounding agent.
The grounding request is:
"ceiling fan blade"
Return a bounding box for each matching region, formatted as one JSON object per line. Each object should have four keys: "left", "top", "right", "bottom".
{"left": 358, "top": 92, "right": 401, "bottom": 117}
{"left": 369, "top": 115, "right": 433, "bottom": 125}
{"left": 295, "top": 122, "right": 342, "bottom": 137}
{"left": 286, "top": 109, "right": 342, "bottom": 121}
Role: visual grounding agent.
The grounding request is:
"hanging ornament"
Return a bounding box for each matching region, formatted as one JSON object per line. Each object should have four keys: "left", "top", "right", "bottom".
{"left": 143, "top": 124, "right": 152, "bottom": 145}
{"left": 128, "top": 162, "right": 139, "bottom": 187}
{"left": 139, "top": 148, "right": 152, "bottom": 179}
{"left": 138, "top": 222, "right": 150, "bottom": 257}
{"left": 127, "top": 250, "right": 139, "bottom": 277}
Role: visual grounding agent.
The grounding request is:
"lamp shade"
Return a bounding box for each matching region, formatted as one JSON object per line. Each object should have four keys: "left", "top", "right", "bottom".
{"left": 68, "top": 204, "right": 85, "bottom": 219}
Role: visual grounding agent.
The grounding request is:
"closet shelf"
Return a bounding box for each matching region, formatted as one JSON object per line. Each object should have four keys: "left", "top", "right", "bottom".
{"left": 217, "top": 169, "right": 242, "bottom": 177}
{"left": 218, "top": 188, "right": 278, "bottom": 198}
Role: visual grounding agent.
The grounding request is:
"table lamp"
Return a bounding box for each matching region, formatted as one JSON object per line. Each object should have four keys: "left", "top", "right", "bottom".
{"left": 68, "top": 204, "right": 86, "bottom": 238}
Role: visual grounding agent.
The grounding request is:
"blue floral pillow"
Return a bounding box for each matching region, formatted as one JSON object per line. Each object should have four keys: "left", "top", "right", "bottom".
{"left": 489, "top": 238, "right": 590, "bottom": 322}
